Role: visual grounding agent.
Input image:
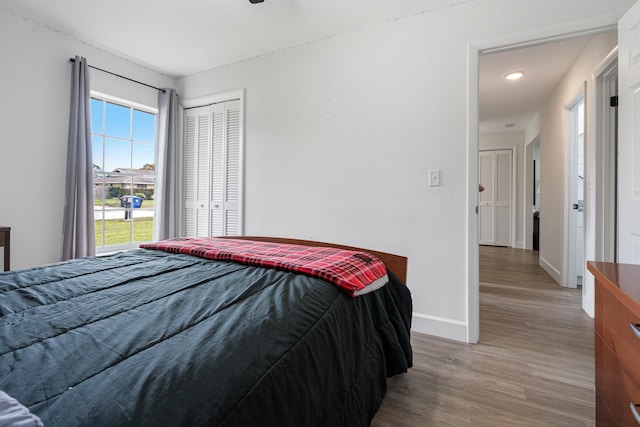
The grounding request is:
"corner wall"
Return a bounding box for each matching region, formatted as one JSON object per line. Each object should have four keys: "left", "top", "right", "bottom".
{"left": 537, "top": 31, "right": 618, "bottom": 287}
{"left": 0, "top": 11, "right": 175, "bottom": 269}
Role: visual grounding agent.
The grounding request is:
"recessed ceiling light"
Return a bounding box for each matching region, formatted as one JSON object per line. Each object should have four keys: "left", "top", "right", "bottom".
{"left": 505, "top": 71, "right": 525, "bottom": 80}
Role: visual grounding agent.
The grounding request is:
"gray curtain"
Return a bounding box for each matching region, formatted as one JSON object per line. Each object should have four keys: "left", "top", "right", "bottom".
{"left": 62, "top": 56, "right": 95, "bottom": 260}
{"left": 153, "top": 88, "right": 181, "bottom": 241}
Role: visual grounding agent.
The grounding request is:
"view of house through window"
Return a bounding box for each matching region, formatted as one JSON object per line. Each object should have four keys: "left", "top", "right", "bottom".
{"left": 91, "top": 95, "right": 157, "bottom": 251}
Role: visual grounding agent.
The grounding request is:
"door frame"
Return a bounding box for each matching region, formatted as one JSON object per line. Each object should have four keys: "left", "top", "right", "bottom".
{"left": 581, "top": 47, "right": 618, "bottom": 316}
{"left": 467, "top": 25, "right": 617, "bottom": 342}
{"left": 524, "top": 136, "right": 540, "bottom": 250}
{"left": 593, "top": 48, "right": 618, "bottom": 263}
{"left": 564, "top": 88, "right": 586, "bottom": 289}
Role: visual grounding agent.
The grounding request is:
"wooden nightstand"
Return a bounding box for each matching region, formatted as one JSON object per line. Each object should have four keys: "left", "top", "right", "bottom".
{"left": 0, "top": 226, "right": 10, "bottom": 271}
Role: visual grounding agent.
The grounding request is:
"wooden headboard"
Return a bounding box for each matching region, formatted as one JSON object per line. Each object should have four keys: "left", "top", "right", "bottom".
{"left": 221, "top": 236, "right": 408, "bottom": 284}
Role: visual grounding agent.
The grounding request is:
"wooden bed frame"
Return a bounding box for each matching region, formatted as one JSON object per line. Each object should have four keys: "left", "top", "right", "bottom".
{"left": 222, "top": 236, "right": 408, "bottom": 284}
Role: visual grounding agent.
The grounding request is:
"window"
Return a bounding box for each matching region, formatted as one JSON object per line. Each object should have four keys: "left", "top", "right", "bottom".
{"left": 91, "top": 94, "right": 157, "bottom": 252}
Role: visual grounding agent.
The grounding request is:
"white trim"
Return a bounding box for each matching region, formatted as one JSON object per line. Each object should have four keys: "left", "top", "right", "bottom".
{"left": 585, "top": 47, "right": 618, "bottom": 318}
{"left": 466, "top": 43, "right": 480, "bottom": 344}
{"left": 476, "top": 24, "right": 616, "bottom": 54}
{"left": 593, "top": 46, "right": 619, "bottom": 77}
{"left": 593, "top": 49, "right": 618, "bottom": 262}
{"left": 511, "top": 145, "right": 518, "bottom": 249}
{"left": 411, "top": 312, "right": 469, "bottom": 343}
{"left": 539, "top": 255, "right": 562, "bottom": 284}
{"left": 524, "top": 135, "right": 540, "bottom": 251}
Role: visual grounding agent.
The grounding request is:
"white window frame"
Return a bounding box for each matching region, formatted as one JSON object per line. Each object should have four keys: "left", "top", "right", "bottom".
{"left": 91, "top": 91, "right": 158, "bottom": 253}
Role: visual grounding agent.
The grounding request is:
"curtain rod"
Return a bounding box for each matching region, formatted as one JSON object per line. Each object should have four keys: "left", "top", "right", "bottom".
{"left": 69, "top": 58, "right": 166, "bottom": 93}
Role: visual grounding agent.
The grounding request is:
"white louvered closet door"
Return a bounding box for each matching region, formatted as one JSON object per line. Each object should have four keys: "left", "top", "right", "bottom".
{"left": 224, "top": 100, "right": 241, "bottom": 236}
{"left": 183, "top": 106, "right": 211, "bottom": 237}
{"left": 183, "top": 113, "right": 196, "bottom": 236}
{"left": 183, "top": 100, "right": 243, "bottom": 238}
{"left": 478, "top": 149, "right": 513, "bottom": 247}
{"left": 478, "top": 151, "right": 495, "bottom": 245}
{"left": 209, "top": 104, "right": 225, "bottom": 236}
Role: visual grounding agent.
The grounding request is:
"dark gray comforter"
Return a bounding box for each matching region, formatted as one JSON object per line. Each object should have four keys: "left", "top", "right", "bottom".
{"left": 0, "top": 249, "right": 412, "bottom": 426}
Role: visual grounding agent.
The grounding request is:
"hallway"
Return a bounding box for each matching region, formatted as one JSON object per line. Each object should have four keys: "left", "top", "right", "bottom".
{"left": 372, "top": 246, "right": 595, "bottom": 426}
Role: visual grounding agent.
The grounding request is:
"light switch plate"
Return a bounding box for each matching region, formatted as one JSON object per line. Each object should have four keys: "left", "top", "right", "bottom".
{"left": 429, "top": 169, "right": 440, "bottom": 187}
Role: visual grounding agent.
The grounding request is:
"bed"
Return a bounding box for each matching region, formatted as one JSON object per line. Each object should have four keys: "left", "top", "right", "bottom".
{"left": 0, "top": 236, "right": 412, "bottom": 426}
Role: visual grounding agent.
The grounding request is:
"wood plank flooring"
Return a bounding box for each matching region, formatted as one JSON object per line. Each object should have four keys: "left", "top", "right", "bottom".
{"left": 372, "top": 246, "right": 595, "bottom": 426}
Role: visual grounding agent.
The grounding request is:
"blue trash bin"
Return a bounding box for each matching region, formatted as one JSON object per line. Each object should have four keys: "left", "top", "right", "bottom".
{"left": 132, "top": 196, "right": 143, "bottom": 209}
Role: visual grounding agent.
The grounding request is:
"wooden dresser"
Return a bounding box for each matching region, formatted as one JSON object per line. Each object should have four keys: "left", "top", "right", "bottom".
{"left": 588, "top": 261, "right": 640, "bottom": 426}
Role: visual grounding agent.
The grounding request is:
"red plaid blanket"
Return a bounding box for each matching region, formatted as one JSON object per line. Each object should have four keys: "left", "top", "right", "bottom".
{"left": 140, "top": 238, "right": 389, "bottom": 297}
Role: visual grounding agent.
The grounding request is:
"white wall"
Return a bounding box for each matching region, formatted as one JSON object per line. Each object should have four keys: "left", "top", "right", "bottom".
{"left": 479, "top": 132, "right": 526, "bottom": 247}
{"left": 0, "top": 11, "right": 175, "bottom": 270}
{"left": 177, "top": 0, "right": 634, "bottom": 341}
{"left": 537, "top": 32, "right": 618, "bottom": 286}
{"left": 0, "top": 0, "right": 634, "bottom": 342}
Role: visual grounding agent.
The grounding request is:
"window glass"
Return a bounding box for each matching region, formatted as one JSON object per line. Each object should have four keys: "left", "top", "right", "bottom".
{"left": 105, "top": 102, "right": 131, "bottom": 139}
{"left": 133, "top": 109, "right": 155, "bottom": 142}
{"left": 104, "top": 138, "right": 131, "bottom": 172}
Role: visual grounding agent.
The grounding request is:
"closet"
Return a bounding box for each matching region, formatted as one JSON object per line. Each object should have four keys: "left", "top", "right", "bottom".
{"left": 479, "top": 149, "right": 513, "bottom": 247}
{"left": 183, "top": 100, "right": 243, "bottom": 237}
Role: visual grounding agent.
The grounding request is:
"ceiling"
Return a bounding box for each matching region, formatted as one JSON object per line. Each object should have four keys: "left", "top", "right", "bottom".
{"left": 0, "top": 0, "right": 612, "bottom": 134}
{"left": 479, "top": 35, "right": 600, "bottom": 134}
{"left": 0, "top": 0, "right": 474, "bottom": 77}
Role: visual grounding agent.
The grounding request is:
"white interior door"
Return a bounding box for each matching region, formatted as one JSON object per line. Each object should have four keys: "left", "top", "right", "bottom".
{"left": 618, "top": 0, "right": 640, "bottom": 264}
{"left": 567, "top": 97, "right": 585, "bottom": 288}
{"left": 494, "top": 150, "right": 513, "bottom": 246}
{"left": 479, "top": 151, "right": 495, "bottom": 245}
{"left": 183, "top": 100, "right": 243, "bottom": 238}
{"left": 479, "top": 149, "right": 513, "bottom": 247}
{"left": 183, "top": 106, "right": 211, "bottom": 237}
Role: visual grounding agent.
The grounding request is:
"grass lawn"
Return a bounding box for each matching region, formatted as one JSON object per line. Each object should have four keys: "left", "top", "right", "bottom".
{"left": 96, "top": 217, "right": 154, "bottom": 246}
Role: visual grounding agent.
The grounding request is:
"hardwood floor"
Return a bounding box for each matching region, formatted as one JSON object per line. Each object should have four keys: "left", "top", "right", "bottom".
{"left": 372, "top": 246, "right": 595, "bottom": 426}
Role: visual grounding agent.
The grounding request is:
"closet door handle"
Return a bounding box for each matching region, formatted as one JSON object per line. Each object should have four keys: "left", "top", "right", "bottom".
{"left": 631, "top": 323, "right": 640, "bottom": 340}
{"left": 630, "top": 402, "right": 640, "bottom": 425}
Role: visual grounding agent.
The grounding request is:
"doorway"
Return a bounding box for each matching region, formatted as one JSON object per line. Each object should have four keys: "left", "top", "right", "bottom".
{"left": 471, "top": 29, "right": 618, "bottom": 343}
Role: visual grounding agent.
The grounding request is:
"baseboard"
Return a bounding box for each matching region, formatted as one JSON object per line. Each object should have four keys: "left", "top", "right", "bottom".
{"left": 582, "top": 273, "right": 595, "bottom": 318}
{"left": 539, "top": 255, "right": 562, "bottom": 285}
{"left": 411, "top": 312, "right": 469, "bottom": 343}
{"left": 582, "top": 293, "right": 594, "bottom": 318}
{"left": 516, "top": 240, "right": 524, "bottom": 249}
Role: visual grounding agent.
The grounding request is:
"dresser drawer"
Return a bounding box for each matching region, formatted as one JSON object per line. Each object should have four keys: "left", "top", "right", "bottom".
{"left": 596, "top": 283, "right": 640, "bottom": 383}
{"left": 596, "top": 333, "right": 640, "bottom": 426}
